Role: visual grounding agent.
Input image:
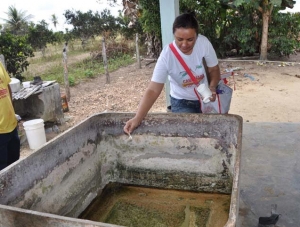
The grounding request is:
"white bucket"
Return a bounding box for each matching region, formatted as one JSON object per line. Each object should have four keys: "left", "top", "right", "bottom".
{"left": 23, "top": 119, "right": 47, "bottom": 150}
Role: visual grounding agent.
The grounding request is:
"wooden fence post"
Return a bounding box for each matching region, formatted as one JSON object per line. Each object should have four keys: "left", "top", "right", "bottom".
{"left": 63, "top": 42, "right": 70, "bottom": 101}
{"left": 102, "top": 37, "right": 110, "bottom": 84}
{"left": 135, "top": 33, "right": 141, "bottom": 69}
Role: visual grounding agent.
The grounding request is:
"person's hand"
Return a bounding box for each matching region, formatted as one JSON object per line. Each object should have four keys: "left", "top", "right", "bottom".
{"left": 209, "top": 87, "right": 217, "bottom": 102}
{"left": 123, "top": 117, "right": 141, "bottom": 135}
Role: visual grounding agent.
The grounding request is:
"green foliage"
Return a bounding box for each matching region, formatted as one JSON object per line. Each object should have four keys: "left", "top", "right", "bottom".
{"left": 221, "top": 4, "right": 261, "bottom": 57}
{"left": 279, "top": 0, "right": 296, "bottom": 10}
{"left": 179, "top": 0, "right": 298, "bottom": 58}
{"left": 135, "top": 0, "right": 163, "bottom": 57}
{"left": 99, "top": 9, "right": 121, "bottom": 37}
{"left": 220, "top": 0, "right": 297, "bottom": 59}
{"left": 64, "top": 9, "right": 120, "bottom": 46}
{"left": 22, "top": 36, "right": 136, "bottom": 87}
{"left": 221, "top": 0, "right": 295, "bottom": 9}
{"left": 32, "top": 54, "right": 135, "bottom": 86}
{"left": 68, "top": 76, "right": 75, "bottom": 86}
{"left": 268, "top": 10, "right": 300, "bottom": 56}
{"left": 27, "top": 20, "right": 56, "bottom": 52}
{"left": 52, "top": 31, "right": 67, "bottom": 45}
{"left": 50, "top": 14, "right": 59, "bottom": 29}
{"left": 180, "top": 0, "right": 227, "bottom": 55}
{"left": 133, "top": 0, "right": 299, "bottom": 58}
{"left": 63, "top": 30, "right": 76, "bottom": 43}
{"left": 84, "top": 69, "right": 95, "bottom": 78}
{"left": 117, "top": 13, "right": 143, "bottom": 40}
{"left": 0, "top": 32, "right": 34, "bottom": 80}
{"left": 138, "top": 0, "right": 161, "bottom": 37}
{"left": 1, "top": 5, "right": 33, "bottom": 35}
{"left": 64, "top": 10, "right": 99, "bottom": 44}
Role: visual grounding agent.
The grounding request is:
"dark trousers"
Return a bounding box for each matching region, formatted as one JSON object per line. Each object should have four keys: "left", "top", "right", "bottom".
{"left": 0, "top": 127, "right": 20, "bottom": 171}
{"left": 170, "top": 96, "right": 202, "bottom": 113}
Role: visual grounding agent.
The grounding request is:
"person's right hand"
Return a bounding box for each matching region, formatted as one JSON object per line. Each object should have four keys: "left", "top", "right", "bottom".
{"left": 123, "top": 117, "right": 141, "bottom": 135}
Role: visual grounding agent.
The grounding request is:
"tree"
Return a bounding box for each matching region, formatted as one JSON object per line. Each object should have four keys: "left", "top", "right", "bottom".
{"left": 51, "top": 14, "right": 59, "bottom": 30}
{"left": 222, "top": 0, "right": 296, "bottom": 60}
{"left": 64, "top": 9, "right": 119, "bottom": 48}
{"left": 52, "top": 31, "right": 67, "bottom": 45}
{"left": 268, "top": 10, "right": 300, "bottom": 57}
{"left": 0, "top": 33, "right": 34, "bottom": 80}
{"left": 64, "top": 10, "right": 102, "bottom": 48}
{"left": 27, "top": 20, "right": 55, "bottom": 57}
{"left": 104, "top": 0, "right": 299, "bottom": 59}
{"left": 180, "top": 0, "right": 232, "bottom": 57}
{"left": 1, "top": 5, "right": 34, "bottom": 35}
{"left": 117, "top": 11, "right": 143, "bottom": 40}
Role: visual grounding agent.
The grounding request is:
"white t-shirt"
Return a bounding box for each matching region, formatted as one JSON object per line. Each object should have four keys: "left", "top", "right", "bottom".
{"left": 152, "top": 34, "right": 218, "bottom": 100}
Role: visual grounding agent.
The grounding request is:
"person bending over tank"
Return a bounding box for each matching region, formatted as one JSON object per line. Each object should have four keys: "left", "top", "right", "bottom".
{"left": 124, "top": 13, "right": 220, "bottom": 135}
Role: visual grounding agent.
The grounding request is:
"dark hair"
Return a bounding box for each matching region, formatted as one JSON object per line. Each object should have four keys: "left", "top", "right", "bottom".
{"left": 172, "top": 13, "right": 199, "bottom": 34}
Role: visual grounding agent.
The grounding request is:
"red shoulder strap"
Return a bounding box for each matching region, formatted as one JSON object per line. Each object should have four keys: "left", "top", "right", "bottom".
{"left": 169, "top": 43, "right": 199, "bottom": 85}
{"left": 169, "top": 43, "right": 222, "bottom": 114}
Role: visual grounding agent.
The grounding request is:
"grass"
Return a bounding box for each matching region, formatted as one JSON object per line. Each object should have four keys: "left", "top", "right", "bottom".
{"left": 28, "top": 49, "right": 87, "bottom": 64}
{"left": 25, "top": 54, "right": 135, "bottom": 86}
{"left": 22, "top": 38, "right": 137, "bottom": 86}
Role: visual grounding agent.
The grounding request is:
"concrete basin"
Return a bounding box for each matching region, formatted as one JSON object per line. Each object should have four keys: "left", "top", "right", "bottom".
{"left": 0, "top": 113, "right": 242, "bottom": 227}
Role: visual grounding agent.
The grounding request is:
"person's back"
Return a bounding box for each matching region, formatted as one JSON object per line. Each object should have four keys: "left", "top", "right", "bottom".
{"left": 0, "top": 62, "right": 20, "bottom": 170}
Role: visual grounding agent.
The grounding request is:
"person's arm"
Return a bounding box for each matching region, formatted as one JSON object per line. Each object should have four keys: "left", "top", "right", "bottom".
{"left": 124, "top": 81, "right": 164, "bottom": 134}
{"left": 207, "top": 64, "right": 221, "bottom": 102}
{"left": 207, "top": 64, "right": 221, "bottom": 90}
{"left": 200, "top": 35, "right": 221, "bottom": 101}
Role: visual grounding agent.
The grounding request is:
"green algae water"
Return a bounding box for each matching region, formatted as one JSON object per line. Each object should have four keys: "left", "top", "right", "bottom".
{"left": 79, "top": 183, "right": 230, "bottom": 227}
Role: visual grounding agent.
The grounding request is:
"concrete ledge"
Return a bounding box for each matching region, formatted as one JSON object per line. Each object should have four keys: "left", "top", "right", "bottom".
{"left": 0, "top": 204, "right": 117, "bottom": 227}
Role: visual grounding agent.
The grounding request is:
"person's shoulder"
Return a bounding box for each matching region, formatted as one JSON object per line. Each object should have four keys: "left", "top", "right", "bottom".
{"left": 195, "top": 35, "right": 213, "bottom": 48}
{"left": 163, "top": 42, "right": 174, "bottom": 52}
{"left": 197, "top": 34, "right": 210, "bottom": 42}
{"left": 159, "top": 42, "right": 174, "bottom": 58}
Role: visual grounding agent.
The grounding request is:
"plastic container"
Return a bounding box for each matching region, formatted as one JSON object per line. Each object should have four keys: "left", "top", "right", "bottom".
{"left": 23, "top": 119, "right": 46, "bottom": 150}
{"left": 22, "top": 81, "right": 31, "bottom": 88}
{"left": 9, "top": 78, "right": 21, "bottom": 92}
{"left": 197, "top": 83, "right": 212, "bottom": 103}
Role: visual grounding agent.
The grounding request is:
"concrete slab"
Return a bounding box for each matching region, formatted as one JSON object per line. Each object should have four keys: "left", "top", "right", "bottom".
{"left": 13, "top": 83, "right": 64, "bottom": 124}
{"left": 238, "top": 122, "right": 300, "bottom": 227}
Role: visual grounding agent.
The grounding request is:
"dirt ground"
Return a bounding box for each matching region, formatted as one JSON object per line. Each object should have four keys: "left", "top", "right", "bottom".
{"left": 19, "top": 54, "right": 300, "bottom": 158}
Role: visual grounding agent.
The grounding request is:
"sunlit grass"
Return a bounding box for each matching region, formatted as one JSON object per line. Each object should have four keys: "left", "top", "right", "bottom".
{"left": 22, "top": 37, "right": 137, "bottom": 86}
{"left": 23, "top": 53, "right": 135, "bottom": 86}
{"left": 28, "top": 49, "right": 86, "bottom": 64}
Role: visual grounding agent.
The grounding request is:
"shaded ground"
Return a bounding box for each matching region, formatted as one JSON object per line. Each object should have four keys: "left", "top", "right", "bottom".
{"left": 19, "top": 53, "right": 300, "bottom": 158}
